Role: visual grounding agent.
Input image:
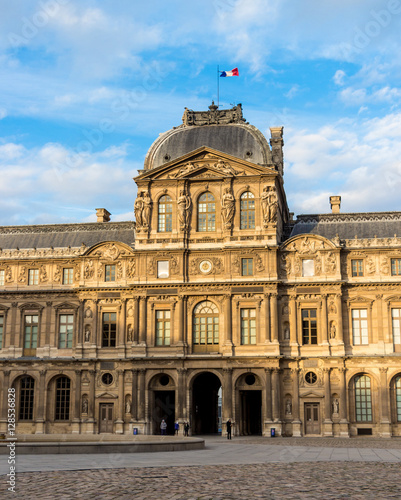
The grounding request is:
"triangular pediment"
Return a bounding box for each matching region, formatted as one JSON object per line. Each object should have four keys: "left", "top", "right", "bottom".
{"left": 96, "top": 392, "right": 118, "bottom": 399}
{"left": 135, "top": 146, "right": 277, "bottom": 181}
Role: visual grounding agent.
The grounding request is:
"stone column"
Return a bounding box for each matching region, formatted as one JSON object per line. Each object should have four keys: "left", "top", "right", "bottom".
{"left": 336, "top": 294, "right": 344, "bottom": 343}
{"left": 0, "top": 371, "right": 11, "bottom": 432}
{"left": 138, "top": 369, "right": 146, "bottom": 421}
{"left": 270, "top": 294, "right": 278, "bottom": 343}
{"left": 116, "top": 369, "right": 124, "bottom": 433}
{"left": 289, "top": 295, "right": 297, "bottom": 345}
{"left": 263, "top": 294, "right": 271, "bottom": 343}
{"left": 272, "top": 368, "right": 281, "bottom": 425}
{"left": 131, "top": 369, "right": 138, "bottom": 421}
{"left": 177, "top": 296, "right": 184, "bottom": 345}
{"left": 379, "top": 367, "right": 391, "bottom": 437}
{"left": 139, "top": 297, "right": 147, "bottom": 344}
{"left": 72, "top": 370, "right": 81, "bottom": 433}
{"left": 225, "top": 295, "right": 233, "bottom": 344}
{"left": 35, "top": 370, "right": 46, "bottom": 434}
{"left": 323, "top": 368, "right": 333, "bottom": 436}
{"left": 338, "top": 367, "right": 349, "bottom": 437}
{"left": 291, "top": 368, "right": 301, "bottom": 436}
{"left": 176, "top": 368, "right": 186, "bottom": 435}
{"left": 265, "top": 368, "right": 273, "bottom": 423}
{"left": 119, "top": 299, "right": 127, "bottom": 347}
{"left": 133, "top": 298, "right": 140, "bottom": 344}
{"left": 222, "top": 368, "right": 233, "bottom": 425}
{"left": 88, "top": 369, "right": 96, "bottom": 433}
{"left": 321, "top": 294, "right": 328, "bottom": 344}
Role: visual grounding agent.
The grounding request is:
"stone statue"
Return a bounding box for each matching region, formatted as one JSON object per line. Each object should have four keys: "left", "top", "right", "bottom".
{"left": 127, "top": 325, "right": 133, "bottom": 342}
{"left": 332, "top": 398, "right": 339, "bottom": 414}
{"left": 142, "top": 191, "right": 152, "bottom": 228}
{"left": 285, "top": 399, "right": 292, "bottom": 415}
{"left": 261, "top": 186, "right": 270, "bottom": 225}
{"left": 221, "top": 187, "right": 235, "bottom": 229}
{"left": 82, "top": 397, "right": 88, "bottom": 414}
{"left": 134, "top": 192, "right": 144, "bottom": 228}
{"left": 330, "top": 322, "right": 336, "bottom": 339}
{"left": 84, "top": 325, "right": 91, "bottom": 342}
{"left": 269, "top": 188, "right": 278, "bottom": 223}
{"left": 284, "top": 325, "right": 290, "bottom": 340}
{"left": 125, "top": 399, "right": 131, "bottom": 414}
{"left": 178, "top": 189, "right": 192, "bottom": 230}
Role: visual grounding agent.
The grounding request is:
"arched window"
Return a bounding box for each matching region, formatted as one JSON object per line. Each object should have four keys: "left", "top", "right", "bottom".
{"left": 355, "top": 375, "right": 372, "bottom": 422}
{"left": 193, "top": 301, "right": 219, "bottom": 352}
{"left": 198, "top": 193, "right": 215, "bottom": 232}
{"left": 158, "top": 195, "right": 172, "bottom": 232}
{"left": 55, "top": 376, "right": 71, "bottom": 421}
{"left": 395, "top": 376, "right": 401, "bottom": 422}
{"left": 240, "top": 192, "right": 255, "bottom": 229}
{"left": 19, "top": 376, "right": 35, "bottom": 421}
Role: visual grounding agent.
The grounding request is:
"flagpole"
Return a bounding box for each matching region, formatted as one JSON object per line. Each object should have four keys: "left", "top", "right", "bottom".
{"left": 217, "top": 65, "right": 219, "bottom": 108}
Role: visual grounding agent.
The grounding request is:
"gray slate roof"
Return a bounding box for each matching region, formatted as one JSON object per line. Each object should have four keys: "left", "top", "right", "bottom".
{"left": 0, "top": 222, "right": 134, "bottom": 250}
{"left": 289, "top": 212, "right": 401, "bottom": 240}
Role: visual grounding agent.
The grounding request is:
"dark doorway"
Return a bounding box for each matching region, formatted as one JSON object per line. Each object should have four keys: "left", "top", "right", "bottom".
{"left": 192, "top": 372, "right": 221, "bottom": 434}
{"left": 153, "top": 391, "right": 175, "bottom": 435}
{"left": 240, "top": 390, "right": 262, "bottom": 435}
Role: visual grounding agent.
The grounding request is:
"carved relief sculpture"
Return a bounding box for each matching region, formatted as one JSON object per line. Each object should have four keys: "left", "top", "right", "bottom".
{"left": 84, "top": 325, "right": 91, "bottom": 342}
{"left": 134, "top": 192, "right": 144, "bottom": 229}
{"left": 127, "top": 324, "right": 133, "bottom": 342}
{"left": 142, "top": 191, "right": 152, "bottom": 228}
{"left": 221, "top": 187, "right": 235, "bottom": 229}
{"left": 261, "top": 186, "right": 278, "bottom": 227}
{"left": 332, "top": 398, "right": 339, "bottom": 414}
{"left": 178, "top": 189, "right": 192, "bottom": 231}
{"left": 82, "top": 396, "right": 88, "bottom": 414}
{"left": 330, "top": 321, "right": 336, "bottom": 339}
{"left": 285, "top": 399, "right": 292, "bottom": 415}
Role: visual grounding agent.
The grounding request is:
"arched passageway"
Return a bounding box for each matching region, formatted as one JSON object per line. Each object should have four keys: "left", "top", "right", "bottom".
{"left": 192, "top": 372, "right": 221, "bottom": 434}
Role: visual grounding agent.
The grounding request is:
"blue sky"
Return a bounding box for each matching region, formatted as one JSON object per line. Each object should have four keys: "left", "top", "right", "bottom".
{"left": 1, "top": 0, "right": 401, "bottom": 225}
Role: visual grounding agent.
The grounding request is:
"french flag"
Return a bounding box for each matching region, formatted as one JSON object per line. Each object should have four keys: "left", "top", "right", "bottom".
{"left": 220, "top": 67, "right": 239, "bottom": 77}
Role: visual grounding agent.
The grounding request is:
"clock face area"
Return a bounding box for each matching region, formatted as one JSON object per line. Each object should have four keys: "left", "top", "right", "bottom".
{"left": 199, "top": 260, "right": 213, "bottom": 274}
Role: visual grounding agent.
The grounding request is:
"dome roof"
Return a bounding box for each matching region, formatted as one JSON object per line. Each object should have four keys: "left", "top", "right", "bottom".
{"left": 144, "top": 103, "right": 273, "bottom": 171}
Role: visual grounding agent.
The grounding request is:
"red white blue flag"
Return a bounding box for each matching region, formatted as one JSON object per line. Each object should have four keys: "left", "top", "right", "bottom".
{"left": 220, "top": 67, "right": 239, "bottom": 77}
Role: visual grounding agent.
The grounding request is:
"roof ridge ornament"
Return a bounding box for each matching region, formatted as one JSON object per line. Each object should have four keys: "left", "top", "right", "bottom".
{"left": 182, "top": 102, "right": 246, "bottom": 126}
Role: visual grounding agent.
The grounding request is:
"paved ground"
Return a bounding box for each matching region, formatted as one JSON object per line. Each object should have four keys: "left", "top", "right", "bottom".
{"left": 2, "top": 437, "right": 401, "bottom": 499}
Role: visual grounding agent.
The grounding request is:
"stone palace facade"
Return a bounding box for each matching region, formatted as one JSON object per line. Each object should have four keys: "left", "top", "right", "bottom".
{"left": 1, "top": 103, "right": 401, "bottom": 437}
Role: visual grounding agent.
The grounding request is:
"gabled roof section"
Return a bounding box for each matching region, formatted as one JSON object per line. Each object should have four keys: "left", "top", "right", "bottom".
{"left": 135, "top": 146, "right": 277, "bottom": 182}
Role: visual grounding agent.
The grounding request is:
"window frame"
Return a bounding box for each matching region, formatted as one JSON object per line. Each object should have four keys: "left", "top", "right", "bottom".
{"left": 58, "top": 313, "right": 74, "bottom": 349}
{"left": 28, "top": 268, "right": 39, "bottom": 285}
{"left": 62, "top": 268, "right": 74, "bottom": 285}
{"left": 301, "top": 308, "right": 318, "bottom": 345}
{"left": 157, "top": 260, "right": 170, "bottom": 279}
{"left": 241, "top": 258, "right": 254, "bottom": 276}
{"left": 391, "top": 258, "right": 401, "bottom": 276}
{"left": 391, "top": 308, "right": 401, "bottom": 346}
{"left": 18, "top": 376, "right": 35, "bottom": 421}
{"left": 23, "top": 314, "right": 39, "bottom": 355}
{"left": 55, "top": 376, "right": 71, "bottom": 421}
{"left": 302, "top": 259, "right": 315, "bottom": 277}
{"left": 240, "top": 308, "right": 257, "bottom": 345}
{"left": 192, "top": 301, "right": 219, "bottom": 352}
{"left": 351, "top": 259, "right": 364, "bottom": 277}
{"left": 240, "top": 191, "right": 255, "bottom": 230}
{"left": 0, "top": 269, "right": 4, "bottom": 286}
{"left": 155, "top": 309, "right": 171, "bottom": 346}
{"left": 105, "top": 264, "right": 116, "bottom": 282}
{"left": 197, "top": 192, "right": 216, "bottom": 232}
{"left": 351, "top": 308, "right": 369, "bottom": 345}
{"left": 158, "top": 195, "right": 173, "bottom": 232}
{"left": 102, "top": 312, "right": 117, "bottom": 347}
{"left": 354, "top": 374, "right": 372, "bottom": 423}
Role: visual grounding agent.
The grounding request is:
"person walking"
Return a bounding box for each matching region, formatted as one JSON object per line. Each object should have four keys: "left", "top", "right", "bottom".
{"left": 174, "top": 421, "right": 179, "bottom": 435}
{"left": 160, "top": 419, "right": 167, "bottom": 435}
{"left": 226, "top": 419, "right": 232, "bottom": 440}
{"left": 184, "top": 422, "right": 189, "bottom": 437}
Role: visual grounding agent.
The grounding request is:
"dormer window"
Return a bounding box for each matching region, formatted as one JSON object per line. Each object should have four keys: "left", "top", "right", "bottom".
{"left": 302, "top": 259, "right": 314, "bottom": 277}
{"left": 198, "top": 193, "right": 215, "bottom": 232}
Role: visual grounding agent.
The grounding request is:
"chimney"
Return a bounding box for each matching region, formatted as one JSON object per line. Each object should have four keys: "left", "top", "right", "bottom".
{"left": 96, "top": 208, "right": 111, "bottom": 222}
{"left": 330, "top": 196, "right": 341, "bottom": 214}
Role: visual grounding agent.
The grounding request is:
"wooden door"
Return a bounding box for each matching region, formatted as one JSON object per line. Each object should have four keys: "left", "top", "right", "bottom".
{"left": 99, "top": 403, "right": 114, "bottom": 433}
{"left": 304, "top": 403, "right": 320, "bottom": 434}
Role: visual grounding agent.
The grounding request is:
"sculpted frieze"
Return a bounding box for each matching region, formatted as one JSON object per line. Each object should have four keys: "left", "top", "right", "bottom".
{"left": 126, "top": 259, "right": 136, "bottom": 278}
{"left": 189, "top": 256, "right": 224, "bottom": 275}
{"left": 84, "top": 260, "right": 95, "bottom": 279}
{"left": 325, "top": 252, "right": 337, "bottom": 273}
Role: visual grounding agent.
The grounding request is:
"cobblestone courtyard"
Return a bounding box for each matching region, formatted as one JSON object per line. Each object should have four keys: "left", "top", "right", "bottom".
{"left": 2, "top": 437, "right": 401, "bottom": 499}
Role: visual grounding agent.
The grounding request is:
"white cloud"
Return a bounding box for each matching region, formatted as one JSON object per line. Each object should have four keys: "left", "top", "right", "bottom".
{"left": 333, "top": 70, "right": 346, "bottom": 86}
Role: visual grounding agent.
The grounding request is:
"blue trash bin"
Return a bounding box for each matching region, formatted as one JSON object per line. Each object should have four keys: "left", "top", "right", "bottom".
{"left": 271, "top": 428, "right": 275, "bottom": 437}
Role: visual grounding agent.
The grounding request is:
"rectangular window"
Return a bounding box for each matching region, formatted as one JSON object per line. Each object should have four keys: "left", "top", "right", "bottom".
{"left": 155, "top": 310, "right": 171, "bottom": 346}
{"left": 157, "top": 261, "right": 169, "bottom": 278}
{"left": 352, "top": 259, "right": 364, "bottom": 277}
{"left": 62, "top": 268, "right": 73, "bottom": 284}
{"left": 0, "top": 269, "right": 4, "bottom": 286}
{"left": 0, "top": 315, "right": 3, "bottom": 349}
{"left": 302, "top": 309, "right": 317, "bottom": 345}
{"left": 24, "top": 315, "right": 39, "bottom": 353}
{"left": 59, "top": 314, "right": 74, "bottom": 348}
{"left": 392, "top": 308, "right": 401, "bottom": 344}
{"left": 355, "top": 376, "right": 372, "bottom": 422}
{"left": 55, "top": 377, "right": 70, "bottom": 421}
{"left": 19, "top": 377, "right": 34, "bottom": 421}
{"left": 391, "top": 259, "right": 401, "bottom": 276}
{"left": 241, "top": 258, "right": 253, "bottom": 276}
{"left": 302, "top": 259, "right": 315, "bottom": 277}
{"left": 352, "top": 309, "right": 369, "bottom": 345}
{"left": 28, "top": 269, "right": 39, "bottom": 285}
{"left": 105, "top": 265, "right": 116, "bottom": 282}
{"left": 102, "top": 312, "right": 117, "bottom": 347}
{"left": 241, "top": 309, "right": 256, "bottom": 345}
